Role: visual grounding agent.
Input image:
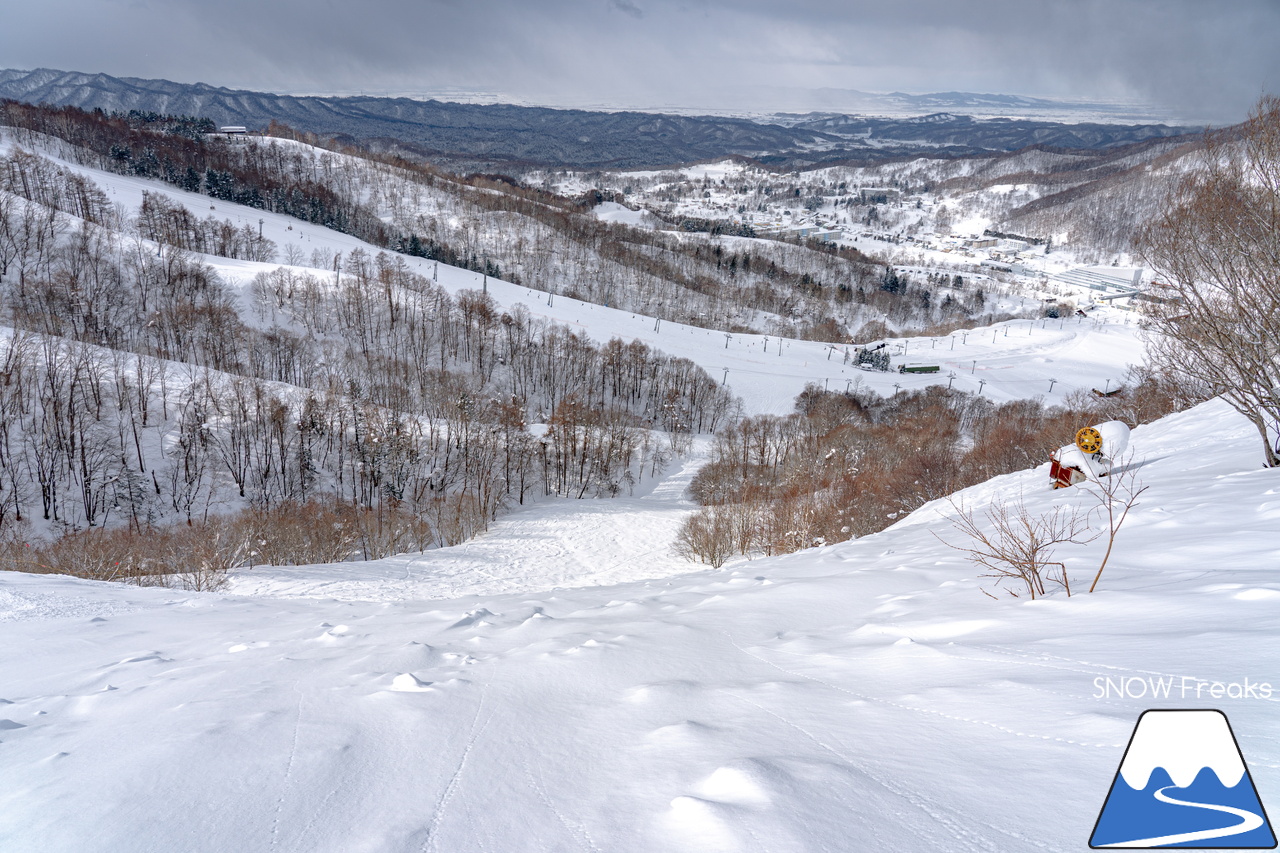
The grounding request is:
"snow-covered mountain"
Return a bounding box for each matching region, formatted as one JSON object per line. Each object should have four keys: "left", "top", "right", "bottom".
{"left": 0, "top": 68, "right": 1194, "bottom": 170}
{"left": 0, "top": 99, "right": 1276, "bottom": 853}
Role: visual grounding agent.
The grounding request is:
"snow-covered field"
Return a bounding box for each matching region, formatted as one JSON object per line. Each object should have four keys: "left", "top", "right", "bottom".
{"left": 2, "top": 132, "right": 1276, "bottom": 852}
{"left": 3, "top": 396, "right": 1278, "bottom": 852}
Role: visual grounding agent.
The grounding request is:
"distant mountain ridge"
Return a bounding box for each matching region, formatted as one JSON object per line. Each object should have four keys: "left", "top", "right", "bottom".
{"left": 0, "top": 68, "right": 1196, "bottom": 170}
{"left": 784, "top": 111, "right": 1184, "bottom": 152}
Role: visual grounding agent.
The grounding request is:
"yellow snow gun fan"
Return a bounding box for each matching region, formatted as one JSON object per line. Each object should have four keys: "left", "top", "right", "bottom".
{"left": 1049, "top": 421, "right": 1130, "bottom": 489}
{"left": 1074, "top": 426, "right": 1104, "bottom": 455}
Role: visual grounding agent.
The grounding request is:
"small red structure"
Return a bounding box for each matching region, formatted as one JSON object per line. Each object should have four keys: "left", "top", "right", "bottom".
{"left": 1050, "top": 453, "right": 1088, "bottom": 489}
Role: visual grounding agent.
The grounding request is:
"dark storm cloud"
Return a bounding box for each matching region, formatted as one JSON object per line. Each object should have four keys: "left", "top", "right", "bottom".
{"left": 2, "top": 0, "right": 1276, "bottom": 122}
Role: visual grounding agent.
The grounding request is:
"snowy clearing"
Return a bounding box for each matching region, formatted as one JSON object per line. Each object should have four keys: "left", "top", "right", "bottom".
{"left": 228, "top": 438, "right": 713, "bottom": 602}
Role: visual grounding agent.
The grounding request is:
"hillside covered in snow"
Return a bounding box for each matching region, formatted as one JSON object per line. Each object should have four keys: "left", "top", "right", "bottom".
{"left": 0, "top": 98, "right": 1277, "bottom": 853}
{"left": 3, "top": 395, "right": 1277, "bottom": 852}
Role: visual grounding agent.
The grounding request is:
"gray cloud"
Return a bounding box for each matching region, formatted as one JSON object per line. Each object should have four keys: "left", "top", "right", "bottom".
{"left": 1, "top": 0, "right": 1275, "bottom": 123}
{"left": 611, "top": 0, "right": 644, "bottom": 19}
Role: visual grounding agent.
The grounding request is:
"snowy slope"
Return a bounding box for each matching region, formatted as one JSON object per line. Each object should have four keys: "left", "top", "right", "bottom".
{"left": 227, "top": 438, "right": 715, "bottom": 602}
{"left": 2, "top": 397, "right": 1278, "bottom": 852}
{"left": 0, "top": 131, "right": 1144, "bottom": 416}
{"left": 2, "top": 128, "right": 1272, "bottom": 853}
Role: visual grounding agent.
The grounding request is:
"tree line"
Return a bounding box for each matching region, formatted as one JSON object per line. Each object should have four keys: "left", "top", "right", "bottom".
{"left": 1, "top": 99, "right": 1026, "bottom": 344}
{"left": 0, "top": 143, "right": 739, "bottom": 586}
{"left": 0, "top": 229, "right": 738, "bottom": 535}
{"left": 675, "top": 371, "right": 1202, "bottom": 567}
{"left": 0, "top": 99, "right": 391, "bottom": 245}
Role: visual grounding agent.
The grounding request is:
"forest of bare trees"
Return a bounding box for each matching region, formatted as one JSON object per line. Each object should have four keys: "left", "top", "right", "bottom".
{"left": 0, "top": 132, "right": 740, "bottom": 587}
{"left": 675, "top": 370, "right": 1202, "bottom": 566}
{"left": 1138, "top": 95, "right": 1280, "bottom": 467}
{"left": 0, "top": 97, "right": 1184, "bottom": 587}
{"left": 2, "top": 101, "right": 1017, "bottom": 343}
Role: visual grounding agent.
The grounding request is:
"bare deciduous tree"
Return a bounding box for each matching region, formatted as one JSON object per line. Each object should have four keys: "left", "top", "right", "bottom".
{"left": 941, "top": 494, "right": 1097, "bottom": 599}
{"left": 1082, "top": 460, "right": 1149, "bottom": 593}
{"left": 672, "top": 505, "right": 734, "bottom": 568}
{"left": 1138, "top": 95, "right": 1280, "bottom": 468}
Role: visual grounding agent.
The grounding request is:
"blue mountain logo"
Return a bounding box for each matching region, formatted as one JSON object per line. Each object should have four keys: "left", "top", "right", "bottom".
{"left": 1091, "top": 709, "right": 1276, "bottom": 848}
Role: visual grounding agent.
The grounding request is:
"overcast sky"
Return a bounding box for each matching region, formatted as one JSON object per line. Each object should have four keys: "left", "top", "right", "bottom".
{"left": 3, "top": 0, "right": 1277, "bottom": 123}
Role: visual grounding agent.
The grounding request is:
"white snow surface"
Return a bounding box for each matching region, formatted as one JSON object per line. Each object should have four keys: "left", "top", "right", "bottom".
{"left": 590, "top": 200, "right": 659, "bottom": 228}
{"left": 228, "top": 438, "right": 714, "bottom": 602}
{"left": 3, "top": 397, "right": 1279, "bottom": 852}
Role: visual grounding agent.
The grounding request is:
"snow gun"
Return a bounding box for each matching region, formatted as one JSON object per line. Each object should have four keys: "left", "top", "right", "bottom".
{"left": 1049, "top": 420, "right": 1130, "bottom": 489}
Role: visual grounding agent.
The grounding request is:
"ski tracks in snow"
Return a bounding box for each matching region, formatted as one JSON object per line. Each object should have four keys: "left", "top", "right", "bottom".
{"left": 722, "top": 636, "right": 1007, "bottom": 851}
{"left": 729, "top": 690, "right": 1011, "bottom": 853}
{"left": 721, "top": 632, "right": 1079, "bottom": 851}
